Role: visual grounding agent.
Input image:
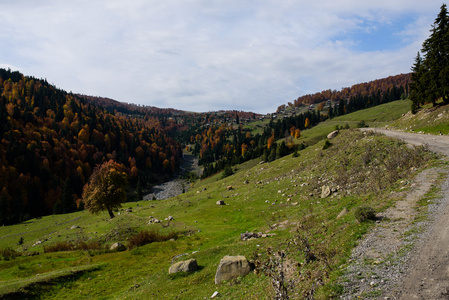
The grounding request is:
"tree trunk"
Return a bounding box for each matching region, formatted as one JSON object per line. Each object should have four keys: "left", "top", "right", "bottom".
{"left": 107, "top": 208, "right": 115, "bottom": 218}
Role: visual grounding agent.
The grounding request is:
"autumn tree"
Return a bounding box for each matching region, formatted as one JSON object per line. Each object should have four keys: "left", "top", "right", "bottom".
{"left": 82, "top": 160, "right": 128, "bottom": 218}
{"left": 304, "top": 118, "right": 310, "bottom": 128}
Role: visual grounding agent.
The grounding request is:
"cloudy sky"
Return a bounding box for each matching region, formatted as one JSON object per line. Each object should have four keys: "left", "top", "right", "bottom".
{"left": 0, "top": 1, "right": 444, "bottom": 113}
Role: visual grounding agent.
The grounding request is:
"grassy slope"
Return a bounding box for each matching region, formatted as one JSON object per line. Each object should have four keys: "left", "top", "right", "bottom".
{"left": 299, "top": 100, "right": 412, "bottom": 146}
{"left": 0, "top": 99, "right": 438, "bottom": 299}
{"left": 389, "top": 100, "right": 449, "bottom": 134}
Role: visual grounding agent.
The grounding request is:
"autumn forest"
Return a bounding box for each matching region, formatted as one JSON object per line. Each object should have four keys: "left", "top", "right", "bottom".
{"left": 0, "top": 68, "right": 411, "bottom": 225}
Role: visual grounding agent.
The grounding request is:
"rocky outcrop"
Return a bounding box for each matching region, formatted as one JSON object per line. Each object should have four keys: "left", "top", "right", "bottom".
{"left": 169, "top": 259, "right": 198, "bottom": 274}
{"left": 215, "top": 255, "right": 251, "bottom": 284}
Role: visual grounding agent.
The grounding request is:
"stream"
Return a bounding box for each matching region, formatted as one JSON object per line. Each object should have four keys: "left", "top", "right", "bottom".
{"left": 142, "top": 154, "right": 201, "bottom": 200}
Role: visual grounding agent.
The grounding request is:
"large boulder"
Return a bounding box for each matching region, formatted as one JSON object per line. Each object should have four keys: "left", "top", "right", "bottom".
{"left": 215, "top": 255, "right": 251, "bottom": 284}
{"left": 169, "top": 259, "right": 198, "bottom": 274}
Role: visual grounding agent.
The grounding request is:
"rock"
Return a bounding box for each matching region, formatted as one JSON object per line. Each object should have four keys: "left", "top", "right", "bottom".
{"left": 226, "top": 186, "right": 233, "bottom": 191}
{"left": 110, "top": 242, "right": 126, "bottom": 252}
{"left": 327, "top": 130, "right": 339, "bottom": 139}
{"left": 241, "top": 231, "right": 260, "bottom": 241}
{"left": 211, "top": 291, "right": 221, "bottom": 298}
{"left": 70, "top": 225, "right": 80, "bottom": 230}
{"left": 168, "top": 215, "right": 174, "bottom": 221}
{"left": 126, "top": 208, "right": 132, "bottom": 213}
{"left": 169, "top": 259, "right": 198, "bottom": 274}
{"left": 244, "top": 180, "right": 249, "bottom": 184}
{"left": 216, "top": 200, "right": 225, "bottom": 205}
{"left": 321, "top": 185, "right": 331, "bottom": 198}
{"left": 337, "top": 208, "right": 349, "bottom": 219}
{"left": 215, "top": 255, "right": 251, "bottom": 284}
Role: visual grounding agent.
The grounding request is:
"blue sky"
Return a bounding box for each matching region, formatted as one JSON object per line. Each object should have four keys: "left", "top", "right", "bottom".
{"left": 0, "top": 1, "right": 443, "bottom": 113}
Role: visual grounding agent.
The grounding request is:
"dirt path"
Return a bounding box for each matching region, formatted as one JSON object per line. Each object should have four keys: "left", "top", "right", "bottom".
{"left": 342, "top": 129, "right": 449, "bottom": 299}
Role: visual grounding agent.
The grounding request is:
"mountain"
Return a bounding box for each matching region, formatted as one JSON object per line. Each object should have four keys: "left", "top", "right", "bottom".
{"left": 0, "top": 69, "right": 183, "bottom": 224}
{"left": 279, "top": 73, "right": 411, "bottom": 110}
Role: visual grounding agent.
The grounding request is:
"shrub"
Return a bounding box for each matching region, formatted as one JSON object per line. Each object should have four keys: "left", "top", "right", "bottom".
{"left": 357, "top": 120, "right": 367, "bottom": 128}
{"left": 222, "top": 166, "right": 234, "bottom": 179}
{"left": 128, "top": 229, "right": 178, "bottom": 249}
{"left": 0, "top": 247, "right": 21, "bottom": 260}
{"left": 354, "top": 206, "right": 376, "bottom": 222}
{"left": 322, "top": 140, "right": 332, "bottom": 150}
{"left": 43, "top": 240, "right": 102, "bottom": 253}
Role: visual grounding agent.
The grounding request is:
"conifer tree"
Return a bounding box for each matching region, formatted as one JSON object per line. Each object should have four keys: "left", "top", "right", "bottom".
{"left": 410, "top": 4, "right": 449, "bottom": 110}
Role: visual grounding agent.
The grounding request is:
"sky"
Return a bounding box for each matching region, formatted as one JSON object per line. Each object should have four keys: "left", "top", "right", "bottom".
{"left": 0, "top": 1, "right": 444, "bottom": 114}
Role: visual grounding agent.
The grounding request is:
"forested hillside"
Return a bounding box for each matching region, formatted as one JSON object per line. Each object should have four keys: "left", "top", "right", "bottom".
{"left": 0, "top": 69, "right": 182, "bottom": 225}
{"left": 279, "top": 73, "right": 411, "bottom": 110}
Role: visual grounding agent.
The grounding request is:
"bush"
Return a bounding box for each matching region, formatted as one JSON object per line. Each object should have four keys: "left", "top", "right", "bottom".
{"left": 222, "top": 166, "right": 234, "bottom": 179}
{"left": 0, "top": 247, "right": 21, "bottom": 260}
{"left": 44, "top": 240, "right": 102, "bottom": 253}
{"left": 128, "top": 229, "right": 178, "bottom": 249}
{"left": 322, "top": 140, "right": 332, "bottom": 150}
{"left": 354, "top": 206, "right": 376, "bottom": 222}
{"left": 357, "top": 120, "right": 367, "bottom": 128}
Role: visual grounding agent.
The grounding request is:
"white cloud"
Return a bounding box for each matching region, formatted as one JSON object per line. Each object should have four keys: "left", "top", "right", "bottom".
{"left": 0, "top": 0, "right": 444, "bottom": 113}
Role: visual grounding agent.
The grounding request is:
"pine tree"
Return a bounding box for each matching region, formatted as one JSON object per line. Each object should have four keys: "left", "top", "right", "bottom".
{"left": 410, "top": 52, "right": 427, "bottom": 112}
{"left": 412, "top": 4, "right": 449, "bottom": 109}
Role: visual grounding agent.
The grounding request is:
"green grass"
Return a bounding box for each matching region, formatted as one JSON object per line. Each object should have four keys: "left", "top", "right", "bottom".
{"left": 298, "top": 99, "right": 412, "bottom": 146}
{"left": 0, "top": 126, "right": 437, "bottom": 299}
{"left": 389, "top": 100, "right": 449, "bottom": 134}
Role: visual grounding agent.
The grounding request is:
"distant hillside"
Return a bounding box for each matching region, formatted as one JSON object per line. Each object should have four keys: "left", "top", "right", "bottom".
{"left": 0, "top": 69, "right": 183, "bottom": 225}
{"left": 279, "top": 73, "right": 411, "bottom": 110}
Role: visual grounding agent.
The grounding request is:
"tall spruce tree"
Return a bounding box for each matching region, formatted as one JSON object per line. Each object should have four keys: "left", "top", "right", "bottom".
{"left": 411, "top": 4, "right": 449, "bottom": 110}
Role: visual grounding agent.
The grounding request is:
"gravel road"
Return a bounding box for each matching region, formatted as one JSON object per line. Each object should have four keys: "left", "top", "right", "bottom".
{"left": 341, "top": 129, "right": 449, "bottom": 299}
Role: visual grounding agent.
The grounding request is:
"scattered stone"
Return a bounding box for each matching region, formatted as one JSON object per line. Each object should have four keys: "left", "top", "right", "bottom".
{"left": 211, "top": 291, "right": 221, "bottom": 298}
{"left": 32, "top": 241, "right": 42, "bottom": 247}
{"left": 169, "top": 259, "right": 198, "bottom": 274}
{"left": 168, "top": 215, "right": 174, "bottom": 221}
{"left": 226, "top": 186, "right": 233, "bottom": 191}
{"left": 327, "top": 130, "right": 339, "bottom": 139}
{"left": 126, "top": 208, "right": 132, "bottom": 213}
{"left": 321, "top": 185, "right": 331, "bottom": 198}
{"left": 70, "top": 225, "right": 80, "bottom": 230}
{"left": 241, "top": 231, "right": 273, "bottom": 241}
{"left": 148, "top": 218, "right": 161, "bottom": 224}
{"left": 244, "top": 180, "right": 249, "bottom": 184}
{"left": 215, "top": 255, "right": 251, "bottom": 284}
{"left": 216, "top": 200, "right": 226, "bottom": 205}
{"left": 110, "top": 242, "right": 126, "bottom": 252}
{"left": 337, "top": 208, "right": 349, "bottom": 219}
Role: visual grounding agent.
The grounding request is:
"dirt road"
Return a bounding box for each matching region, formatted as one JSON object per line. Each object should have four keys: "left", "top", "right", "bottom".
{"left": 352, "top": 128, "right": 449, "bottom": 299}
{"left": 361, "top": 128, "right": 449, "bottom": 156}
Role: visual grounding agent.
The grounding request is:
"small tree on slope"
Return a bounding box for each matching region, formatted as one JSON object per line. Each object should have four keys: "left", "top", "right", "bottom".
{"left": 82, "top": 160, "right": 128, "bottom": 218}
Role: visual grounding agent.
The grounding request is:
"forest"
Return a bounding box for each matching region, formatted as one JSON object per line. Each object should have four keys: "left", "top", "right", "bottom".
{"left": 0, "top": 69, "right": 183, "bottom": 225}
{"left": 0, "top": 66, "right": 413, "bottom": 225}
{"left": 280, "top": 73, "right": 411, "bottom": 110}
